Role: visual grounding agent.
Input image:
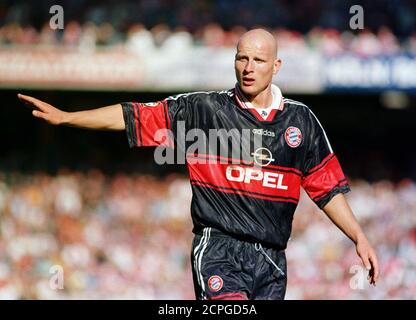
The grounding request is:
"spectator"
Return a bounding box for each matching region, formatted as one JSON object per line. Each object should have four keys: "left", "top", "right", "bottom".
{"left": 0, "top": 170, "right": 414, "bottom": 299}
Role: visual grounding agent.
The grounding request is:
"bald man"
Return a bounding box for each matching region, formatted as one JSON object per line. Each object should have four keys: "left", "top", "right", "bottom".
{"left": 18, "top": 28, "right": 379, "bottom": 300}
{"left": 235, "top": 29, "right": 280, "bottom": 107}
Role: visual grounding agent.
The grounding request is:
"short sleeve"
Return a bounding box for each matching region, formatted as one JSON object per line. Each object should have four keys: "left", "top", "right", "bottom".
{"left": 121, "top": 95, "right": 190, "bottom": 148}
{"left": 301, "top": 108, "right": 350, "bottom": 209}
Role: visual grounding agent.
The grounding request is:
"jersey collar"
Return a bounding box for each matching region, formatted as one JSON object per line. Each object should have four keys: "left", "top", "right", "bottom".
{"left": 234, "top": 84, "right": 284, "bottom": 122}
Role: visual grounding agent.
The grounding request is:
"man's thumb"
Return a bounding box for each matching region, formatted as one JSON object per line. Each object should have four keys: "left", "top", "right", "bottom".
{"left": 32, "top": 110, "right": 43, "bottom": 118}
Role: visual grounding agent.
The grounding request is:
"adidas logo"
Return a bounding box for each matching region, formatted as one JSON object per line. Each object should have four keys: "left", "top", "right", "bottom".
{"left": 252, "top": 129, "right": 275, "bottom": 137}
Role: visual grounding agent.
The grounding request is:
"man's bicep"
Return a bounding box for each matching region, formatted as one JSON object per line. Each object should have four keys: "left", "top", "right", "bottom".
{"left": 106, "top": 104, "right": 126, "bottom": 130}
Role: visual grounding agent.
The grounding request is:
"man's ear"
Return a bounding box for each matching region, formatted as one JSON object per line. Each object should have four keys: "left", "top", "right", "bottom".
{"left": 273, "top": 58, "right": 282, "bottom": 74}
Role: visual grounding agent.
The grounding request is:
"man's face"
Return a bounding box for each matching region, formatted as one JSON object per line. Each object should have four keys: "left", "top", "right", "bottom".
{"left": 234, "top": 38, "right": 280, "bottom": 98}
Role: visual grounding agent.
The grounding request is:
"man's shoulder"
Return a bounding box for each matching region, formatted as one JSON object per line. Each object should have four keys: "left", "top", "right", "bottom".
{"left": 283, "top": 97, "right": 309, "bottom": 110}
{"left": 166, "top": 89, "right": 234, "bottom": 102}
{"left": 282, "top": 97, "right": 316, "bottom": 117}
{"left": 283, "top": 97, "right": 328, "bottom": 132}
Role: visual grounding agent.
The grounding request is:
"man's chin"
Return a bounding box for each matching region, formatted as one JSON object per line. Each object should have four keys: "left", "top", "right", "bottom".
{"left": 239, "top": 85, "right": 257, "bottom": 98}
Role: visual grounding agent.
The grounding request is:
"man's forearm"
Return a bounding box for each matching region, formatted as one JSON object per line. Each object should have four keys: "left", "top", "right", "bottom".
{"left": 63, "top": 104, "right": 125, "bottom": 131}
{"left": 323, "top": 192, "right": 379, "bottom": 284}
{"left": 18, "top": 94, "right": 126, "bottom": 131}
{"left": 322, "top": 193, "right": 365, "bottom": 244}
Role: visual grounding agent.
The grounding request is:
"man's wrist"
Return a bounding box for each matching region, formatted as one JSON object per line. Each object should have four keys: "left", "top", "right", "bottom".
{"left": 354, "top": 231, "right": 367, "bottom": 244}
{"left": 61, "top": 111, "right": 72, "bottom": 126}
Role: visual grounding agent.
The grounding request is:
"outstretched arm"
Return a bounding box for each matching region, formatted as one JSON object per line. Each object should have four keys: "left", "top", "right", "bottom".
{"left": 322, "top": 193, "right": 380, "bottom": 286}
{"left": 18, "top": 94, "right": 125, "bottom": 131}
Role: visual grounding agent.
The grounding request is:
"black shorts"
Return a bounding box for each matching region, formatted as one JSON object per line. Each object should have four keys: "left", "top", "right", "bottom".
{"left": 191, "top": 227, "right": 287, "bottom": 300}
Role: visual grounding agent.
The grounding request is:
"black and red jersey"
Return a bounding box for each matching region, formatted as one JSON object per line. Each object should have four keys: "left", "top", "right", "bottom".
{"left": 121, "top": 85, "right": 350, "bottom": 249}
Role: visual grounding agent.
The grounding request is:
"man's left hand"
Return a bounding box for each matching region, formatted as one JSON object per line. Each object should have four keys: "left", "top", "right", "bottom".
{"left": 356, "top": 235, "right": 380, "bottom": 286}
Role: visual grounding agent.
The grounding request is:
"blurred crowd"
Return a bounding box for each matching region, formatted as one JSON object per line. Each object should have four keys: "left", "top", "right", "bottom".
{"left": 287, "top": 179, "right": 416, "bottom": 299}
{"left": 2, "top": 22, "right": 416, "bottom": 57}
{"left": 0, "top": 170, "right": 195, "bottom": 299}
{"left": 1, "top": 0, "right": 416, "bottom": 56}
{"left": 0, "top": 170, "right": 415, "bottom": 299}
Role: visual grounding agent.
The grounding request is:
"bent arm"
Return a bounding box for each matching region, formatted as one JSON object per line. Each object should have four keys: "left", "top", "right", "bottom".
{"left": 323, "top": 193, "right": 379, "bottom": 285}
{"left": 18, "top": 94, "right": 125, "bottom": 131}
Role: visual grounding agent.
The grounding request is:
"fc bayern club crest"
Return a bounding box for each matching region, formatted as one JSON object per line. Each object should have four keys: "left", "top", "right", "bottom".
{"left": 285, "top": 127, "right": 302, "bottom": 148}
{"left": 208, "top": 275, "right": 223, "bottom": 292}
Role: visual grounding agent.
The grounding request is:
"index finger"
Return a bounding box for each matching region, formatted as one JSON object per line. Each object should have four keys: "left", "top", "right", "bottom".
{"left": 18, "top": 94, "right": 40, "bottom": 104}
{"left": 369, "top": 253, "right": 380, "bottom": 283}
{"left": 17, "top": 94, "right": 47, "bottom": 111}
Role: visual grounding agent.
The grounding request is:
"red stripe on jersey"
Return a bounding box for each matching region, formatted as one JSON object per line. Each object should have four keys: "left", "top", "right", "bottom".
{"left": 187, "top": 158, "right": 301, "bottom": 203}
{"left": 265, "top": 108, "right": 278, "bottom": 121}
{"left": 132, "top": 103, "right": 141, "bottom": 146}
{"left": 245, "top": 108, "right": 279, "bottom": 122}
{"left": 137, "top": 101, "right": 171, "bottom": 146}
{"left": 209, "top": 292, "right": 248, "bottom": 300}
{"left": 247, "top": 108, "right": 267, "bottom": 121}
{"left": 306, "top": 153, "right": 335, "bottom": 175}
{"left": 301, "top": 154, "right": 347, "bottom": 200}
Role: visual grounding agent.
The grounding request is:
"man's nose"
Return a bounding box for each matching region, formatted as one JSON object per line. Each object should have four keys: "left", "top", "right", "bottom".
{"left": 244, "top": 60, "right": 254, "bottom": 73}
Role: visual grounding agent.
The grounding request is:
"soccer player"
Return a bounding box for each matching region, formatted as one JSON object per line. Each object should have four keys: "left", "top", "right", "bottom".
{"left": 18, "top": 28, "right": 379, "bottom": 300}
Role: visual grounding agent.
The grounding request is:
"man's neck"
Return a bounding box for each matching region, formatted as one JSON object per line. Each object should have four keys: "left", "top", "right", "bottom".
{"left": 246, "top": 86, "right": 273, "bottom": 109}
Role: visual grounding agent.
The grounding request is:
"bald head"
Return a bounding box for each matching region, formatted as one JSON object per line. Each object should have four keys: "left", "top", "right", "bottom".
{"left": 237, "top": 29, "right": 278, "bottom": 58}
{"left": 234, "top": 28, "right": 281, "bottom": 104}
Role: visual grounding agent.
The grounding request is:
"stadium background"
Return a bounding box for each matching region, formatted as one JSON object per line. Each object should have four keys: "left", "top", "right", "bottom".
{"left": 0, "top": 0, "right": 416, "bottom": 299}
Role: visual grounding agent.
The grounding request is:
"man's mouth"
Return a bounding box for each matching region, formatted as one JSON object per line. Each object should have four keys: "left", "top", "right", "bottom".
{"left": 242, "top": 78, "right": 255, "bottom": 86}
